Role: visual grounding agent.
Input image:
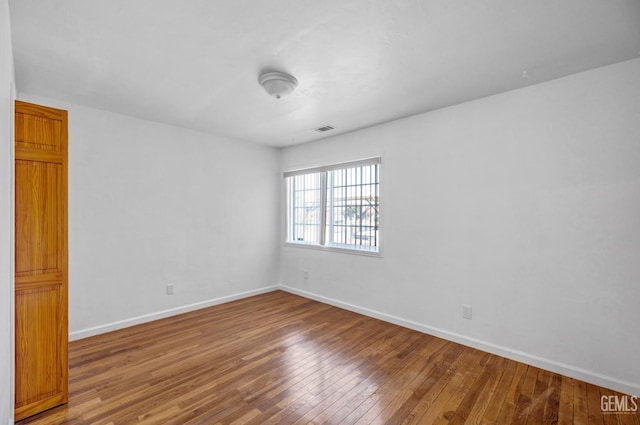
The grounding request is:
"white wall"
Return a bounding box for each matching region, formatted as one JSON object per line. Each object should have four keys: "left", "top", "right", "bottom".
{"left": 19, "top": 94, "right": 281, "bottom": 339}
{"left": 0, "top": 0, "right": 15, "bottom": 422}
{"left": 7, "top": 42, "right": 638, "bottom": 419}
{"left": 279, "top": 58, "right": 640, "bottom": 395}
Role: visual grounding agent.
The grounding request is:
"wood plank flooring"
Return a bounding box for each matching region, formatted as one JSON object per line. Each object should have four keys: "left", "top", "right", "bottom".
{"left": 19, "top": 290, "right": 638, "bottom": 425}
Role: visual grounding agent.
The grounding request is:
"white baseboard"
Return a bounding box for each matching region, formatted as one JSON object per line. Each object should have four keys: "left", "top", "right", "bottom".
{"left": 279, "top": 285, "right": 640, "bottom": 397}
{"left": 69, "top": 286, "right": 279, "bottom": 341}
{"left": 68, "top": 283, "right": 639, "bottom": 396}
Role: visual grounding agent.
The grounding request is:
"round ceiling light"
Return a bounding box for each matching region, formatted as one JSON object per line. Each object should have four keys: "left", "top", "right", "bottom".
{"left": 258, "top": 71, "right": 298, "bottom": 99}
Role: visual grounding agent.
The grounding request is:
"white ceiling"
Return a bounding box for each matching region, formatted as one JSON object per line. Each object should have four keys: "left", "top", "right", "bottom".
{"left": 9, "top": 0, "right": 640, "bottom": 147}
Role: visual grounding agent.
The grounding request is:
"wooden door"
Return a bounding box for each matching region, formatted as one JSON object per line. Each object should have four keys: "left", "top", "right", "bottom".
{"left": 14, "top": 100, "right": 68, "bottom": 421}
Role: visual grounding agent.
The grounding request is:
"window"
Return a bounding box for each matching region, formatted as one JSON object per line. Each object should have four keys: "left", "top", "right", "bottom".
{"left": 285, "top": 157, "right": 381, "bottom": 254}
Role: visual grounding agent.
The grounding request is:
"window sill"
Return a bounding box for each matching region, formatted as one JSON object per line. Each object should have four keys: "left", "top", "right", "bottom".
{"left": 284, "top": 242, "right": 383, "bottom": 258}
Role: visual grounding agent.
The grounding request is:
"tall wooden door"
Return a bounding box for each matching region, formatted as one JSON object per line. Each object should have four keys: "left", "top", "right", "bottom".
{"left": 14, "top": 100, "right": 68, "bottom": 421}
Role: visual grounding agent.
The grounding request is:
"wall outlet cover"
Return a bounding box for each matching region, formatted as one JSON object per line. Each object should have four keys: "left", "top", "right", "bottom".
{"left": 463, "top": 305, "right": 472, "bottom": 320}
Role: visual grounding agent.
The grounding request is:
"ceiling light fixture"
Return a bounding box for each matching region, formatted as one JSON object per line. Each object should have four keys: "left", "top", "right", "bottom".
{"left": 258, "top": 71, "right": 298, "bottom": 99}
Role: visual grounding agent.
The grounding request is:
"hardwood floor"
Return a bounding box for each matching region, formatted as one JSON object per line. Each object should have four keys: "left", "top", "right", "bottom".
{"left": 19, "top": 291, "right": 638, "bottom": 425}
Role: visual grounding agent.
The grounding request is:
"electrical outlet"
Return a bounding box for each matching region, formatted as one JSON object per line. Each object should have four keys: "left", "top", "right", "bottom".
{"left": 463, "top": 305, "right": 472, "bottom": 320}
{"left": 303, "top": 270, "right": 309, "bottom": 280}
{"left": 166, "top": 283, "right": 175, "bottom": 295}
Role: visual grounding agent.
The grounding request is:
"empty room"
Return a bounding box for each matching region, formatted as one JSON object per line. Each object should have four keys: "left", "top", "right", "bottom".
{"left": 1, "top": 0, "right": 639, "bottom": 424}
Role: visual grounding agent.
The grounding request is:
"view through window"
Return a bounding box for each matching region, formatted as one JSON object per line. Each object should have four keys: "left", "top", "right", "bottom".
{"left": 285, "top": 158, "right": 380, "bottom": 253}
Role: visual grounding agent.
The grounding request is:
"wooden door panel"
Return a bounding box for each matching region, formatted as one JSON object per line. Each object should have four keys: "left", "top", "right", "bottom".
{"left": 15, "top": 284, "right": 65, "bottom": 411}
{"left": 15, "top": 100, "right": 68, "bottom": 421}
{"left": 15, "top": 102, "right": 64, "bottom": 152}
{"left": 15, "top": 160, "right": 62, "bottom": 277}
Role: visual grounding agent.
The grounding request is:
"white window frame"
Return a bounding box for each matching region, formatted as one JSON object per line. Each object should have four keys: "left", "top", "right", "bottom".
{"left": 284, "top": 157, "right": 382, "bottom": 257}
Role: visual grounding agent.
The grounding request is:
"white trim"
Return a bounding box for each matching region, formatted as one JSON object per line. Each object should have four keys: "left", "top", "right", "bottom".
{"left": 69, "top": 286, "right": 279, "bottom": 341}
{"left": 279, "top": 285, "right": 640, "bottom": 397}
{"left": 8, "top": 82, "right": 15, "bottom": 425}
{"left": 283, "top": 241, "right": 382, "bottom": 258}
{"left": 283, "top": 156, "right": 381, "bottom": 177}
{"left": 67, "top": 282, "right": 639, "bottom": 396}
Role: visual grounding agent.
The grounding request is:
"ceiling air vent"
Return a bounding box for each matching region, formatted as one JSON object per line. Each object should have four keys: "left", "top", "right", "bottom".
{"left": 314, "top": 125, "right": 335, "bottom": 133}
